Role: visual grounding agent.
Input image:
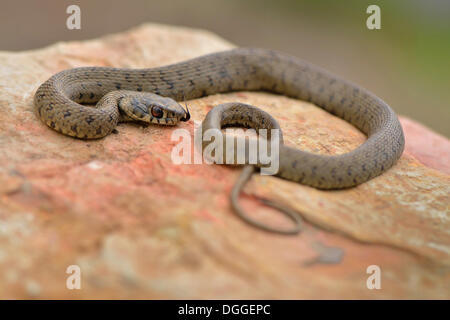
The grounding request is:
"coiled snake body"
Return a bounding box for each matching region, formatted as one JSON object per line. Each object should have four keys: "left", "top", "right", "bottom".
{"left": 34, "top": 48, "right": 405, "bottom": 234}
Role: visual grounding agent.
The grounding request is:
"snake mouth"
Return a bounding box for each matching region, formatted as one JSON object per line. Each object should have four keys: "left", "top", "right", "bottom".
{"left": 180, "top": 103, "right": 190, "bottom": 122}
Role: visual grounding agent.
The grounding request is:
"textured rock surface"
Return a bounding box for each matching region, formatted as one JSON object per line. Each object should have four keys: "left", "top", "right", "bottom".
{"left": 0, "top": 24, "right": 449, "bottom": 299}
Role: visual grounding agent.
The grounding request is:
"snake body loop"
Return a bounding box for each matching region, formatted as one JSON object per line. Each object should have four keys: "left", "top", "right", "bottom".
{"left": 34, "top": 48, "right": 405, "bottom": 234}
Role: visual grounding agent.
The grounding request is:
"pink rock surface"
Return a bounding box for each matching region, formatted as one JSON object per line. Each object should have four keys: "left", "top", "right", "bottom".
{"left": 400, "top": 117, "right": 450, "bottom": 175}
{"left": 0, "top": 24, "right": 448, "bottom": 299}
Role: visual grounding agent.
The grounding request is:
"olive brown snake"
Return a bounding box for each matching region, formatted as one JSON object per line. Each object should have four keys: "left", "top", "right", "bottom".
{"left": 34, "top": 48, "right": 405, "bottom": 234}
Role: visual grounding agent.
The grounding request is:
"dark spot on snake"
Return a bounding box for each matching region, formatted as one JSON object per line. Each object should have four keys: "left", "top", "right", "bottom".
{"left": 353, "top": 178, "right": 357, "bottom": 184}
{"left": 112, "top": 129, "right": 119, "bottom": 134}
{"left": 137, "top": 86, "right": 142, "bottom": 92}
{"left": 331, "top": 168, "right": 337, "bottom": 177}
{"left": 79, "top": 93, "right": 83, "bottom": 99}
{"left": 298, "top": 173, "right": 305, "bottom": 183}
{"left": 85, "top": 116, "right": 95, "bottom": 125}
{"left": 271, "top": 83, "right": 277, "bottom": 91}
{"left": 71, "top": 124, "right": 78, "bottom": 133}
{"left": 97, "top": 82, "right": 102, "bottom": 87}
{"left": 50, "top": 121, "right": 55, "bottom": 129}
{"left": 64, "top": 111, "right": 72, "bottom": 118}
{"left": 218, "top": 69, "right": 228, "bottom": 78}
{"left": 306, "top": 94, "right": 312, "bottom": 102}
{"left": 90, "top": 92, "right": 95, "bottom": 99}
{"left": 96, "top": 127, "right": 102, "bottom": 135}
{"left": 115, "top": 83, "right": 122, "bottom": 89}
{"left": 207, "top": 76, "right": 214, "bottom": 87}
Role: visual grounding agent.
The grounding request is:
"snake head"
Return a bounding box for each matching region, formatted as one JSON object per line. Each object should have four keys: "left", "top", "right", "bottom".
{"left": 119, "top": 92, "right": 190, "bottom": 125}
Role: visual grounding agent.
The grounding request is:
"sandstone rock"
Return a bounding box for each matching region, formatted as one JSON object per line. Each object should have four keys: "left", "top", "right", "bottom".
{"left": 0, "top": 23, "right": 448, "bottom": 299}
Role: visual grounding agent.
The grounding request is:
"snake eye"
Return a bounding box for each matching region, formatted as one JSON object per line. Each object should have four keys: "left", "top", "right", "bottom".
{"left": 151, "top": 106, "right": 163, "bottom": 118}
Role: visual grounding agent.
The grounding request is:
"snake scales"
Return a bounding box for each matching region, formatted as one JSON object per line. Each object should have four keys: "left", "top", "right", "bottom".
{"left": 34, "top": 48, "right": 405, "bottom": 234}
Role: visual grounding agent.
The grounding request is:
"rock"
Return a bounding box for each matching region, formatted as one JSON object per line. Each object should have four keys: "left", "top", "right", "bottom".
{"left": 0, "top": 23, "right": 448, "bottom": 299}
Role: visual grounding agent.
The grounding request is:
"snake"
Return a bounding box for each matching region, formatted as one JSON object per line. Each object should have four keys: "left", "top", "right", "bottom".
{"left": 34, "top": 48, "right": 405, "bottom": 235}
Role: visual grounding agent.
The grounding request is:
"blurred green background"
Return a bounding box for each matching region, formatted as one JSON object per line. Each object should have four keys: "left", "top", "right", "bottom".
{"left": 1, "top": 0, "right": 449, "bottom": 136}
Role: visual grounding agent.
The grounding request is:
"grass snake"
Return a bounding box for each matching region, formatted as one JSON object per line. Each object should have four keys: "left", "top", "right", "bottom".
{"left": 34, "top": 48, "right": 405, "bottom": 235}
